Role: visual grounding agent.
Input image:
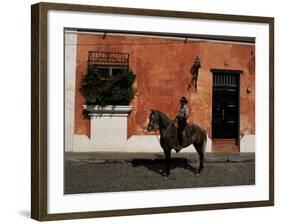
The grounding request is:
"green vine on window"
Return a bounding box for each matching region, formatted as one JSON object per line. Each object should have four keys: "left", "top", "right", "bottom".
{"left": 80, "top": 65, "right": 136, "bottom": 106}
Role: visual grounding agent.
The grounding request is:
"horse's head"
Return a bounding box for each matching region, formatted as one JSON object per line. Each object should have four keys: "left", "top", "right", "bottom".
{"left": 147, "top": 110, "right": 159, "bottom": 132}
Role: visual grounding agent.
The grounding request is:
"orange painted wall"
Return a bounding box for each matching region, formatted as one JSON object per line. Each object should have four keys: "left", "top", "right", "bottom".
{"left": 74, "top": 33, "right": 255, "bottom": 139}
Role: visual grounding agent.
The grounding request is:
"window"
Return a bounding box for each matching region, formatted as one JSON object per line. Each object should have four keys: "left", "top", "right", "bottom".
{"left": 96, "top": 67, "right": 110, "bottom": 79}
{"left": 95, "top": 66, "right": 127, "bottom": 79}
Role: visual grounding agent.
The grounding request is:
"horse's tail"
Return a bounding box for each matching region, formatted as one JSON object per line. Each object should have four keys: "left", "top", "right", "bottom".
{"left": 202, "top": 132, "right": 207, "bottom": 155}
{"left": 192, "top": 124, "right": 207, "bottom": 154}
{"left": 196, "top": 127, "right": 207, "bottom": 173}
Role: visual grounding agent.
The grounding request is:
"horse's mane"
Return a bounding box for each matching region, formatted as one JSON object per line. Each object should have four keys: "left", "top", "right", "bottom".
{"left": 154, "top": 110, "right": 172, "bottom": 124}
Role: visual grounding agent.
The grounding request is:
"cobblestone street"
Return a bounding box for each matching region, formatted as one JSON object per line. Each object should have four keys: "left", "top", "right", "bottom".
{"left": 64, "top": 152, "right": 255, "bottom": 194}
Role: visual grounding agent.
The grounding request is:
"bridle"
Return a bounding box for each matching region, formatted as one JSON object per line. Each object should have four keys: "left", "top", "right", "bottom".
{"left": 148, "top": 111, "right": 162, "bottom": 142}
{"left": 148, "top": 111, "right": 158, "bottom": 131}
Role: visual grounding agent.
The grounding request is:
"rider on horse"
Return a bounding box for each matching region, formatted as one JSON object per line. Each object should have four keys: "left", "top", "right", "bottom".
{"left": 174, "top": 96, "right": 189, "bottom": 152}
{"left": 147, "top": 107, "right": 206, "bottom": 176}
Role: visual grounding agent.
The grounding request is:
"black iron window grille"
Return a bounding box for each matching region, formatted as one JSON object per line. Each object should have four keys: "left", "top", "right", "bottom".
{"left": 88, "top": 51, "right": 129, "bottom": 67}
{"left": 213, "top": 73, "right": 239, "bottom": 87}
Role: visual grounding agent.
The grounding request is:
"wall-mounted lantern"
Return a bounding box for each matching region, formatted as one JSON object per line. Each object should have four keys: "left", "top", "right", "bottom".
{"left": 224, "top": 59, "right": 231, "bottom": 66}
{"left": 246, "top": 85, "right": 251, "bottom": 94}
{"left": 188, "top": 56, "right": 201, "bottom": 91}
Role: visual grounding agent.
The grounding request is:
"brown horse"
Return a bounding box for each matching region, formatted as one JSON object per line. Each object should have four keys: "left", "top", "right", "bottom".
{"left": 147, "top": 110, "right": 206, "bottom": 176}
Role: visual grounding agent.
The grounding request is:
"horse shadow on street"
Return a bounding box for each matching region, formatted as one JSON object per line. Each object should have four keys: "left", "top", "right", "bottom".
{"left": 130, "top": 155, "right": 199, "bottom": 176}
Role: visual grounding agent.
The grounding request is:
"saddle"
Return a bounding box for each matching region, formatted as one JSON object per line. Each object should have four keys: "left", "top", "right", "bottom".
{"left": 170, "top": 123, "right": 192, "bottom": 138}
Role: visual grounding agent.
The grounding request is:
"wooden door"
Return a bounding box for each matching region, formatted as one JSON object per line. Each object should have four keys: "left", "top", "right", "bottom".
{"left": 212, "top": 72, "right": 239, "bottom": 140}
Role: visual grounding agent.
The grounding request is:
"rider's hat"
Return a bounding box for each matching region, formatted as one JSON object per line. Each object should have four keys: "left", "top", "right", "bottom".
{"left": 180, "top": 96, "right": 188, "bottom": 104}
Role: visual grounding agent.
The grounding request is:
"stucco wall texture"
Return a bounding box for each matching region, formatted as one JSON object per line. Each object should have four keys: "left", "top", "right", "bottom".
{"left": 74, "top": 33, "right": 255, "bottom": 139}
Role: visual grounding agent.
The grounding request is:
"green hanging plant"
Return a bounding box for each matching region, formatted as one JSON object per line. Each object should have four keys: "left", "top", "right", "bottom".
{"left": 80, "top": 66, "right": 136, "bottom": 106}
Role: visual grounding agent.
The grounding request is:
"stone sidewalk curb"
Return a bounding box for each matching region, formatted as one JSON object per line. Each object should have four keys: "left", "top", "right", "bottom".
{"left": 65, "top": 152, "right": 255, "bottom": 165}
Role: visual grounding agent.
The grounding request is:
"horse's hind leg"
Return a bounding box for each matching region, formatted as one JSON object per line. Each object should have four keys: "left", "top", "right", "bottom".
{"left": 163, "top": 149, "right": 171, "bottom": 176}
{"left": 194, "top": 143, "right": 205, "bottom": 173}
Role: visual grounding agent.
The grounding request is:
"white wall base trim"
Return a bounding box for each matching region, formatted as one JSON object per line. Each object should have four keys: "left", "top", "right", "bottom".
{"left": 240, "top": 134, "right": 255, "bottom": 152}
{"left": 126, "top": 135, "right": 197, "bottom": 153}
{"left": 72, "top": 134, "right": 212, "bottom": 153}
{"left": 73, "top": 134, "right": 129, "bottom": 152}
{"left": 205, "top": 136, "right": 212, "bottom": 153}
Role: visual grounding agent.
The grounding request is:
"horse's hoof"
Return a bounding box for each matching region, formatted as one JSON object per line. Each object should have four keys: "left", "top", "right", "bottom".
{"left": 194, "top": 169, "right": 200, "bottom": 176}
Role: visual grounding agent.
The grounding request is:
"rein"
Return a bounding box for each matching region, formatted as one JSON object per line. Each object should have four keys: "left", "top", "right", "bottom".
{"left": 153, "top": 112, "right": 174, "bottom": 142}
{"left": 154, "top": 130, "right": 161, "bottom": 143}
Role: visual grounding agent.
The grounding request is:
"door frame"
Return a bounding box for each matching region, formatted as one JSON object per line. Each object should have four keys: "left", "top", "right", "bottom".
{"left": 210, "top": 68, "right": 243, "bottom": 149}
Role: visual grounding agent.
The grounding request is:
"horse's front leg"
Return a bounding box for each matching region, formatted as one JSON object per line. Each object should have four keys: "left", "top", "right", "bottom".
{"left": 163, "top": 149, "right": 171, "bottom": 176}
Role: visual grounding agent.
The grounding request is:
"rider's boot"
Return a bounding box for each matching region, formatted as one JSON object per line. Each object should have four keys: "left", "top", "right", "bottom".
{"left": 174, "top": 144, "right": 183, "bottom": 153}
